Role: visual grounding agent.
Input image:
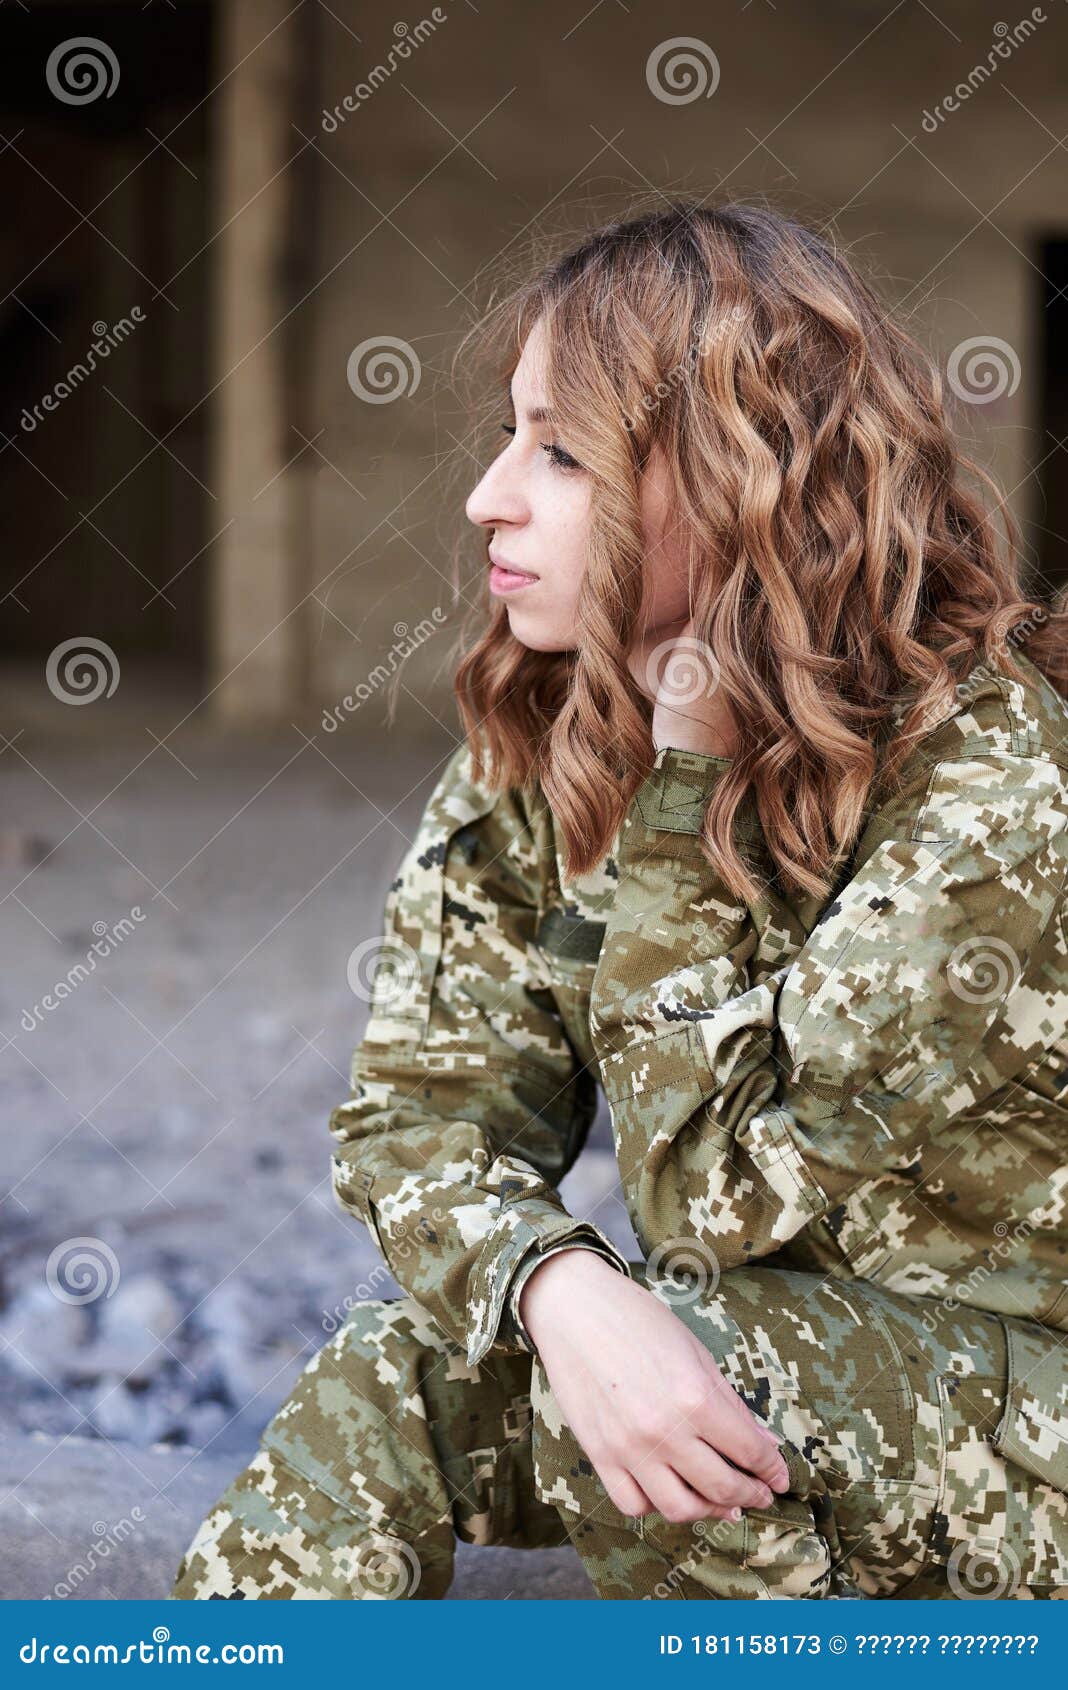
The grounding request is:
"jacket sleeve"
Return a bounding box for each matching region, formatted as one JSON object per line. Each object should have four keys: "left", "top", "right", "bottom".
{"left": 328, "top": 743, "right": 630, "bottom": 1369}
{"left": 593, "top": 742, "right": 1068, "bottom": 1270}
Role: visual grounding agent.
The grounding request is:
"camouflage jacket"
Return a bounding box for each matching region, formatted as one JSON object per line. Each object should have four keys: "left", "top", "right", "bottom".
{"left": 329, "top": 651, "right": 1068, "bottom": 1369}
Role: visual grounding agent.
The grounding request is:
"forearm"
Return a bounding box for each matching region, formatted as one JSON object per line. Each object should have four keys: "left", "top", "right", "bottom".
{"left": 330, "top": 1062, "right": 629, "bottom": 1367}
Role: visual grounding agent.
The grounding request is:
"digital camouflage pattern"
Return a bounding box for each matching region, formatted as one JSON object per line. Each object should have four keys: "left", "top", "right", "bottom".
{"left": 169, "top": 1264, "right": 1068, "bottom": 1599}
{"left": 171, "top": 650, "right": 1068, "bottom": 1599}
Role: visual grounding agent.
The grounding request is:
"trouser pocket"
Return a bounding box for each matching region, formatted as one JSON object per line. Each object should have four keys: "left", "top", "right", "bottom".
{"left": 906, "top": 1316, "right": 1068, "bottom": 1598}
{"left": 983, "top": 1315, "right": 1068, "bottom": 1593}
{"left": 443, "top": 1430, "right": 570, "bottom": 1550}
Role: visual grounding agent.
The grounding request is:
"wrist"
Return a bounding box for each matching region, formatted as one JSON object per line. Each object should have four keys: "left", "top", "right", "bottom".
{"left": 518, "top": 1247, "right": 619, "bottom": 1338}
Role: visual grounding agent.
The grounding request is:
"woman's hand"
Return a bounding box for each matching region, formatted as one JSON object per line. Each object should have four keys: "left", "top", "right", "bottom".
{"left": 626, "top": 612, "right": 738, "bottom": 757}
{"left": 518, "top": 1248, "right": 790, "bottom": 1523}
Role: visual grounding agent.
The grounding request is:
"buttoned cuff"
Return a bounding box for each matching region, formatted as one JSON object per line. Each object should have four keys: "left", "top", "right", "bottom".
{"left": 465, "top": 1209, "right": 632, "bottom": 1369}
{"left": 503, "top": 1236, "right": 633, "bottom": 1354}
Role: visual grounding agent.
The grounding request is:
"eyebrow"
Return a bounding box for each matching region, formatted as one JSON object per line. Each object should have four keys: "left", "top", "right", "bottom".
{"left": 505, "top": 393, "right": 553, "bottom": 425}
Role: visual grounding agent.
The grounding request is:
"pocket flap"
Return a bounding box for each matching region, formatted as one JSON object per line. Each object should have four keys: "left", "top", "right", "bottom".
{"left": 991, "top": 1319, "right": 1068, "bottom": 1494}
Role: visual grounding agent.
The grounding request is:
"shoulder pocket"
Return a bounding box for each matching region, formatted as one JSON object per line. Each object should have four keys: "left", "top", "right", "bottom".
{"left": 910, "top": 752, "right": 1065, "bottom": 844}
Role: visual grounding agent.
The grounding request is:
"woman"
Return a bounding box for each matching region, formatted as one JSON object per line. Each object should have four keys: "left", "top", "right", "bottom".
{"left": 171, "top": 201, "right": 1068, "bottom": 1601}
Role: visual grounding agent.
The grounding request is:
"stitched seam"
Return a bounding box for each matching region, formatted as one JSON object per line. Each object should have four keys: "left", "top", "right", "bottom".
{"left": 260, "top": 1441, "right": 444, "bottom": 1541}
{"left": 855, "top": 1297, "right": 919, "bottom": 1486}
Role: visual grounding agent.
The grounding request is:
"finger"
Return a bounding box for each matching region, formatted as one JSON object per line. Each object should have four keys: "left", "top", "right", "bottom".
{"left": 669, "top": 1436, "right": 776, "bottom": 1511}
{"left": 685, "top": 1438, "right": 779, "bottom": 1510}
{"left": 599, "top": 1464, "right": 654, "bottom": 1521}
{"left": 615, "top": 1454, "right": 740, "bottom": 1524}
{"left": 608, "top": 1458, "right": 738, "bottom": 1523}
{"left": 641, "top": 1464, "right": 738, "bottom": 1525}
{"left": 693, "top": 1360, "right": 791, "bottom": 1491}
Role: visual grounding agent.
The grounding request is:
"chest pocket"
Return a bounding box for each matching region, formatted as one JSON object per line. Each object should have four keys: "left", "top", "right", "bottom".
{"left": 360, "top": 775, "right": 500, "bottom": 1052}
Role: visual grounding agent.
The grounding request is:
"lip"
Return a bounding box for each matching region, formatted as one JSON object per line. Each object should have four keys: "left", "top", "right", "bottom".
{"left": 488, "top": 551, "right": 539, "bottom": 595}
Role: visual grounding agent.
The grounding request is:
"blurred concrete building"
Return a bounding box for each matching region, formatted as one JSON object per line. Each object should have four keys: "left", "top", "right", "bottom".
{"left": 3, "top": 0, "right": 1067, "bottom": 732}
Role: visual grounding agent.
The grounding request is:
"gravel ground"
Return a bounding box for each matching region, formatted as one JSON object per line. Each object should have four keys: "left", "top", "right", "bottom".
{"left": 0, "top": 668, "right": 637, "bottom": 1599}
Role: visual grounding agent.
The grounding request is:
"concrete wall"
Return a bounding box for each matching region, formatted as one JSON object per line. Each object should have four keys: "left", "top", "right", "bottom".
{"left": 212, "top": 0, "right": 1068, "bottom": 725}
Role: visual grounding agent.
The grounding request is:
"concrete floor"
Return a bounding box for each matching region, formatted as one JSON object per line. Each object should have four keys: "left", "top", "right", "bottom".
{"left": 0, "top": 662, "right": 636, "bottom": 1599}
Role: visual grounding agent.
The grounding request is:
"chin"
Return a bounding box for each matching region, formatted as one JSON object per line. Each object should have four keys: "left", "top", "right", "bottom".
{"left": 505, "top": 609, "right": 575, "bottom": 654}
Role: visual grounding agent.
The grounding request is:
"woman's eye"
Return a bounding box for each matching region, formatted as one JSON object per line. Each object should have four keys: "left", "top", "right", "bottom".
{"left": 542, "top": 441, "right": 582, "bottom": 471}
{"left": 498, "top": 421, "right": 581, "bottom": 471}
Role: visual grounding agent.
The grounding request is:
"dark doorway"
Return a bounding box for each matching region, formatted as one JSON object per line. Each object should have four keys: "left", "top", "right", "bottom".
{"left": 0, "top": 2, "right": 213, "bottom": 681}
{"left": 1038, "top": 236, "right": 1068, "bottom": 602}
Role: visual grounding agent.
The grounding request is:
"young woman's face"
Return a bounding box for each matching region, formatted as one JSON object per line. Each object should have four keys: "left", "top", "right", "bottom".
{"left": 465, "top": 315, "right": 691, "bottom": 653}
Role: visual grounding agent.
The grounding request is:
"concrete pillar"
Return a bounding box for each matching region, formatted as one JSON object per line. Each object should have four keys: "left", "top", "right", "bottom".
{"left": 208, "top": 0, "right": 302, "bottom": 721}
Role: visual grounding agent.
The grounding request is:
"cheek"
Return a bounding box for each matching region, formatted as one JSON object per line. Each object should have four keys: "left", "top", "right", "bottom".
{"left": 506, "top": 474, "right": 602, "bottom": 650}
{"left": 519, "top": 481, "right": 590, "bottom": 638}
{"left": 551, "top": 480, "right": 592, "bottom": 569}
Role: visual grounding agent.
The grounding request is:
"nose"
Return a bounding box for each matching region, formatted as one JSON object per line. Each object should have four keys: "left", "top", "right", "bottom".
{"left": 465, "top": 444, "right": 528, "bottom": 533}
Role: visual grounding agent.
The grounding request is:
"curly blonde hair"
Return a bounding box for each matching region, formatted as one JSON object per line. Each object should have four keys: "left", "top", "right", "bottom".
{"left": 444, "top": 198, "right": 1067, "bottom": 905}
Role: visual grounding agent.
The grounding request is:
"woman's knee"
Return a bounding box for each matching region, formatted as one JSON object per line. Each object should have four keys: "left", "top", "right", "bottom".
{"left": 528, "top": 1352, "right": 839, "bottom": 1598}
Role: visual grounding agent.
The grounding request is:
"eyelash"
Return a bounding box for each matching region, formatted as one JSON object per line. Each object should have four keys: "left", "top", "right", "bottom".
{"left": 500, "top": 422, "right": 582, "bottom": 472}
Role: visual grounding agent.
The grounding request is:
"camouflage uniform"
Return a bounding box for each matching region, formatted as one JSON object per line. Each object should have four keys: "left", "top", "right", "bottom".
{"left": 171, "top": 651, "right": 1068, "bottom": 1600}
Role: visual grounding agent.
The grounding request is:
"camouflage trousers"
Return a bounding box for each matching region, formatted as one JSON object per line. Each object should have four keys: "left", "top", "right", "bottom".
{"left": 169, "top": 1263, "right": 1068, "bottom": 1600}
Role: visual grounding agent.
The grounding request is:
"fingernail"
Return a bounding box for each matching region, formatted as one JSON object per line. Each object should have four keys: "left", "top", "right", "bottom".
{"left": 729, "top": 1507, "right": 742, "bottom": 1521}
{"left": 758, "top": 1424, "right": 785, "bottom": 1444}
